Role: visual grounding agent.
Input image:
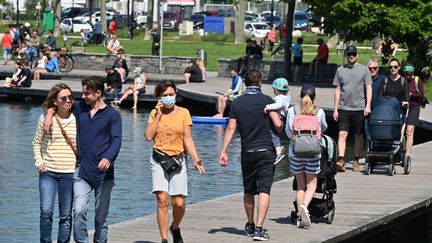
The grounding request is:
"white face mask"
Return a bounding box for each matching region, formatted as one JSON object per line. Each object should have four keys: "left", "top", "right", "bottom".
{"left": 160, "top": 95, "right": 176, "bottom": 108}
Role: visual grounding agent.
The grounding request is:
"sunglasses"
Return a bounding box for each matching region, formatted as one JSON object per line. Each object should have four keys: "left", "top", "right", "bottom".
{"left": 59, "top": 95, "right": 74, "bottom": 102}
{"left": 389, "top": 65, "right": 399, "bottom": 69}
{"left": 346, "top": 52, "right": 357, "bottom": 57}
{"left": 368, "top": 67, "right": 378, "bottom": 71}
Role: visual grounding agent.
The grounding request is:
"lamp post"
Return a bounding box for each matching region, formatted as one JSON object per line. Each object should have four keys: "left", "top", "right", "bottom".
{"left": 159, "top": 0, "right": 167, "bottom": 73}
{"left": 16, "top": 0, "right": 19, "bottom": 25}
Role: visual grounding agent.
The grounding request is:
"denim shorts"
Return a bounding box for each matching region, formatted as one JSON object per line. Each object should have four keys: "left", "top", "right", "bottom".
{"left": 150, "top": 154, "right": 188, "bottom": 196}
{"left": 3, "top": 48, "right": 11, "bottom": 57}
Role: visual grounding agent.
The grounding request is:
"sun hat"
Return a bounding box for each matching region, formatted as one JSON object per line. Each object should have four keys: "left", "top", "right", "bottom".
{"left": 272, "top": 78, "right": 289, "bottom": 91}
{"left": 24, "top": 22, "right": 30, "bottom": 27}
{"left": 133, "top": 67, "right": 142, "bottom": 73}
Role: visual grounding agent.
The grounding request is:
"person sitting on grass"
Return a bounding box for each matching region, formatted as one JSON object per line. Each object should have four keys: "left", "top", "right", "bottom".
{"left": 33, "top": 51, "right": 59, "bottom": 80}
{"left": 112, "top": 67, "right": 147, "bottom": 110}
{"left": 106, "top": 34, "right": 124, "bottom": 54}
{"left": 213, "top": 68, "right": 243, "bottom": 118}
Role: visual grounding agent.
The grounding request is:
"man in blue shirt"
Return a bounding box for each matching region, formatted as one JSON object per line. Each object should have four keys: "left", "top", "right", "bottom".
{"left": 93, "top": 19, "right": 103, "bottom": 44}
{"left": 367, "top": 58, "right": 384, "bottom": 109}
{"left": 44, "top": 77, "right": 122, "bottom": 243}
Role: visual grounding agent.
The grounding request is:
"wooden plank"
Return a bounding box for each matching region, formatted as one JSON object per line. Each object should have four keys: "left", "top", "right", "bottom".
{"left": 86, "top": 141, "right": 432, "bottom": 243}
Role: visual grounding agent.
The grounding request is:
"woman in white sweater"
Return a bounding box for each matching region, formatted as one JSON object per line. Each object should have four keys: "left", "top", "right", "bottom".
{"left": 32, "top": 83, "right": 77, "bottom": 243}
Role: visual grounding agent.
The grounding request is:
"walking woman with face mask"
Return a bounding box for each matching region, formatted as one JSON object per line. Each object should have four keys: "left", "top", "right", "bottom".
{"left": 145, "top": 81, "right": 205, "bottom": 243}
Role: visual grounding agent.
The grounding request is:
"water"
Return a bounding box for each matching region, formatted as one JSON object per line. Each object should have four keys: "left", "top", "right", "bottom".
{"left": 0, "top": 100, "right": 292, "bottom": 243}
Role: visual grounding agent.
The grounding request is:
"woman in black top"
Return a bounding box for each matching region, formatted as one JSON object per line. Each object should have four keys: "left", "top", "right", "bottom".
{"left": 377, "top": 58, "right": 409, "bottom": 107}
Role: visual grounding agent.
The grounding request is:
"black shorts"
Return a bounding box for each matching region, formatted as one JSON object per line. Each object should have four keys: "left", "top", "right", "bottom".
{"left": 338, "top": 110, "right": 365, "bottom": 134}
{"left": 293, "top": 56, "right": 303, "bottom": 66}
{"left": 241, "top": 149, "right": 275, "bottom": 195}
{"left": 406, "top": 106, "right": 420, "bottom": 126}
{"left": 137, "top": 88, "right": 146, "bottom": 94}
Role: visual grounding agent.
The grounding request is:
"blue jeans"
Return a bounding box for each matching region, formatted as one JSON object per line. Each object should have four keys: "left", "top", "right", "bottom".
{"left": 39, "top": 171, "right": 74, "bottom": 243}
{"left": 26, "top": 47, "right": 38, "bottom": 62}
{"left": 73, "top": 167, "right": 114, "bottom": 243}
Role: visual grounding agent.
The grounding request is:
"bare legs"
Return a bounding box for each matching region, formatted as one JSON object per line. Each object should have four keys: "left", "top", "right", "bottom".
{"left": 213, "top": 96, "right": 228, "bottom": 118}
{"left": 295, "top": 172, "right": 318, "bottom": 208}
{"left": 405, "top": 125, "right": 415, "bottom": 156}
{"left": 354, "top": 133, "right": 363, "bottom": 158}
{"left": 243, "top": 192, "right": 270, "bottom": 228}
{"left": 156, "top": 192, "right": 185, "bottom": 241}
{"left": 33, "top": 69, "right": 47, "bottom": 80}
{"left": 337, "top": 131, "right": 348, "bottom": 157}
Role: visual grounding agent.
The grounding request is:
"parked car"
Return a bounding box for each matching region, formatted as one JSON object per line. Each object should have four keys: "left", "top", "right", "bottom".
{"left": 163, "top": 11, "right": 180, "bottom": 30}
{"left": 217, "top": 10, "right": 236, "bottom": 17}
{"left": 245, "top": 12, "right": 264, "bottom": 22}
{"left": 135, "top": 11, "right": 148, "bottom": 27}
{"left": 244, "top": 22, "right": 270, "bottom": 38}
{"left": 193, "top": 10, "right": 218, "bottom": 16}
{"left": 61, "top": 7, "right": 89, "bottom": 20}
{"left": 108, "top": 15, "right": 129, "bottom": 29}
{"left": 189, "top": 14, "right": 204, "bottom": 29}
{"left": 74, "top": 11, "right": 116, "bottom": 25}
{"left": 294, "top": 11, "right": 311, "bottom": 30}
{"left": 60, "top": 18, "right": 92, "bottom": 33}
{"left": 264, "top": 15, "right": 282, "bottom": 28}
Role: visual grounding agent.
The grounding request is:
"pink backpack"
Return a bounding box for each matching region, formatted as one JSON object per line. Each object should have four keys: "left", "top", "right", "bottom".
{"left": 291, "top": 105, "right": 322, "bottom": 157}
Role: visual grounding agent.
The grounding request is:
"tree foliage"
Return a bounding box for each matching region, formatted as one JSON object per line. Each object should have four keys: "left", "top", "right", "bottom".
{"left": 303, "top": 0, "right": 432, "bottom": 76}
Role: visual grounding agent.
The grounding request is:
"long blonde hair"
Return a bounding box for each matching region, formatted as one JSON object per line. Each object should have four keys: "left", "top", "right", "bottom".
{"left": 300, "top": 84, "right": 316, "bottom": 115}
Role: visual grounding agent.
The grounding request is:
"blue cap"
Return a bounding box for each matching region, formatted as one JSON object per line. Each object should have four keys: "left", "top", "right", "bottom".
{"left": 272, "top": 78, "right": 289, "bottom": 91}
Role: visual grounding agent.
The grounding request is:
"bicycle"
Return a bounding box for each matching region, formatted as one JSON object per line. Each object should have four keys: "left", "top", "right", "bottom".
{"left": 55, "top": 48, "right": 75, "bottom": 73}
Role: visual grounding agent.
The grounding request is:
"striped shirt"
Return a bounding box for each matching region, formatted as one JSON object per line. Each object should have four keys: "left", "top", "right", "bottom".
{"left": 32, "top": 113, "right": 77, "bottom": 173}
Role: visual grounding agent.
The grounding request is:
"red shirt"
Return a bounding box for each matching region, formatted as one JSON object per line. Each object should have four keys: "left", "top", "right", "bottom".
{"left": 317, "top": 43, "right": 329, "bottom": 63}
{"left": 108, "top": 21, "right": 117, "bottom": 34}
{"left": 2, "top": 33, "right": 13, "bottom": 49}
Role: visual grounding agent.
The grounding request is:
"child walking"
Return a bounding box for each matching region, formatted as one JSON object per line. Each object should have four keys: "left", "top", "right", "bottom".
{"left": 265, "top": 78, "right": 292, "bottom": 164}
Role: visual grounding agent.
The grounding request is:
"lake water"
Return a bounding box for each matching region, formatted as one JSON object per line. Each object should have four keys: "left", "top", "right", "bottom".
{"left": 2, "top": 98, "right": 430, "bottom": 243}
{"left": 0, "top": 100, "right": 294, "bottom": 243}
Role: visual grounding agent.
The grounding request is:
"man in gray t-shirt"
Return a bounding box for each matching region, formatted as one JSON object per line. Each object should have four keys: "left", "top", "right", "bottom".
{"left": 333, "top": 45, "right": 372, "bottom": 173}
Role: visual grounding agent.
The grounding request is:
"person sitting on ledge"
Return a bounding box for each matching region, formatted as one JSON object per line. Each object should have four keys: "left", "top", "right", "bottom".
{"left": 5, "top": 60, "right": 32, "bottom": 87}
{"left": 112, "top": 66, "right": 147, "bottom": 110}
{"left": 213, "top": 68, "right": 243, "bottom": 118}
{"left": 184, "top": 59, "right": 203, "bottom": 83}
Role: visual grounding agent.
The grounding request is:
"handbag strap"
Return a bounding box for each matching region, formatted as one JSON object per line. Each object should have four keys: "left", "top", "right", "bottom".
{"left": 55, "top": 115, "right": 77, "bottom": 157}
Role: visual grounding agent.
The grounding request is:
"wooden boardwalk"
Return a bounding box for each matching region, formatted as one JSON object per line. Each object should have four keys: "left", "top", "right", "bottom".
{"left": 90, "top": 141, "right": 432, "bottom": 243}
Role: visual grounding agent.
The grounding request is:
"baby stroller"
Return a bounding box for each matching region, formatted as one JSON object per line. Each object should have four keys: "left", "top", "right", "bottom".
{"left": 364, "top": 96, "right": 411, "bottom": 176}
{"left": 290, "top": 135, "right": 338, "bottom": 226}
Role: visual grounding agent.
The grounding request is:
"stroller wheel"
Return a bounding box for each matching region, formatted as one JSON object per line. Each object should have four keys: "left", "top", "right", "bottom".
{"left": 388, "top": 163, "right": 396, "bottom": 176}
{"left": 327, "top": 209, "right": 335, "bottom": 224}
{"left": 403, "top": 155, "right": 411, "bottom": 174}
{"left": 363, "top": 162, "right": 372, "bottom": 175}
{"left": 290, "top": 211, "right": 296, "bottom": 223}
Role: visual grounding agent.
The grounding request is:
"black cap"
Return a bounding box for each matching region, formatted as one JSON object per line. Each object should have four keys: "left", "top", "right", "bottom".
{"left": 345, "top": 45, "right": 357, "bottom": 53}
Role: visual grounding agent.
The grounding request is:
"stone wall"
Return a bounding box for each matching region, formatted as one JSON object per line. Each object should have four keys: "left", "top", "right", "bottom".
{"left": 218, "top": 59, "right": 338, "bottom": 83}
{"left": 72, "top": 53, "right": 193, "bottom": 75}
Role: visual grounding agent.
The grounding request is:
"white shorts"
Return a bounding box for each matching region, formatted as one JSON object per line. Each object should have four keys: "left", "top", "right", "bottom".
{"left": 150, "top": 154, "right": 188, "bottom": 196}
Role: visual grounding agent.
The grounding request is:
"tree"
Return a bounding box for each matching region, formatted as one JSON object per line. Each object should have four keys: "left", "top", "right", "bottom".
{"left": 234, "top": 0, "right": 246, "bottom": 45}
{"left": 303, "top": 0, "right": 432, "bottom": 77}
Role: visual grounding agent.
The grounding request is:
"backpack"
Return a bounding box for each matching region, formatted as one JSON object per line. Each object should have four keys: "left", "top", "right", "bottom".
{"left": 413, "top": 76, "right": 429, "bottom": 108}
{"left": 291, "top": 105, "right": 322, "bottom": 158}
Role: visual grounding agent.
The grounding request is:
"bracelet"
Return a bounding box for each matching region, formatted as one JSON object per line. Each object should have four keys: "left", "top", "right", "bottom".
{"left": 194, "top": 159, "right": 202, "bottom": 164}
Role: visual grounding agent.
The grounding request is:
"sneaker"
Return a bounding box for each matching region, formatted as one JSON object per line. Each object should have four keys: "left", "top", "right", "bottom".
{"left": 161, "top": 240, "right": 168, "bottom": 243}
{"left": 244, "top": 222, "right": 255, "bottom": 237}
{"left": 252, "top": 227, "right": 270, "bottom": 241}
{"left": 274, "top": 153, "right": 286, "bottom": 165}
{"left": 296, "top": 220, "right": 304, "bottom": 228}
{"left": 170, "top": 223, "right": 184, "bottom": 243}
{"left": 298, "top": 204, "right": 311, "bottom": 228}
{"left": 352, "top": 160, "right": 361, "bottom": 172}
{"left": 336, "top": 158, "right": 346, "bottom": 172}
